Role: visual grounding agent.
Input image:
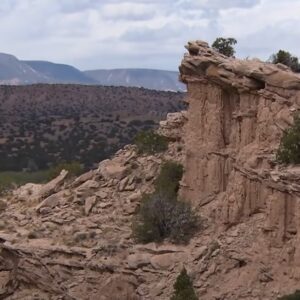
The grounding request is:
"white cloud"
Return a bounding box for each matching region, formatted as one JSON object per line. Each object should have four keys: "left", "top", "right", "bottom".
{"left": 219, "top": 0, "right": 300, "bottom": 59}
{"left": 101, "top": 2, "right": 156, "bottom": 21}
{"left": 0, "top": 0, "right": 299, "bottom": 70}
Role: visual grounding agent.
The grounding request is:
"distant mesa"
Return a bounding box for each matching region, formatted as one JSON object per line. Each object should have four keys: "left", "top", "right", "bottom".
{"left": 84, "top": 69, "right": 186, "bottom": 92}
{"left": 0, "top": 52, "right": 185, "bottom": 91}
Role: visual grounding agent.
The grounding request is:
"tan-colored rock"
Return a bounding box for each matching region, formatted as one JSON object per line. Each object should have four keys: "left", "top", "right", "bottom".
{"left": 158, "top": 111, "right": 187, "bottom": 140}
{"left": 38, "top": 169, "right": 68, "bottom": 199}
{"left": 96, "top": 190, "right": 108, "bottom": 199}
{"left": 13, "top": 183, "right": 43, "bottom": 201}
{"left": 98, "top": 202, "right": 112, "bottom": 209}
{"left": 0, "top": 200, "right": 7, "bottom": 212}
{"left": 36, "top": 191, "right": 65, "bottom": 212}
{"left": 128, "top": 191, "right": 142, "bottom": 202}
{"left": 85, "top": 196, "right": 97, "bottom": 215}
{"left": 76, "top": 180, "right": 99, "bottom": 193}
{"left": 150, "top": 253, "right": 187, "bottom": 270}
{"left": 127, "top": 253, "right": 151, "bottom": 269}
{"left": 72, "top": 170, "right": 95, "bottom": 187}
{"left": 3, "top": 40, "right": 300, "bottom": 300}
{"left": 98, "top": 159, "right": 128, "bottom": 180}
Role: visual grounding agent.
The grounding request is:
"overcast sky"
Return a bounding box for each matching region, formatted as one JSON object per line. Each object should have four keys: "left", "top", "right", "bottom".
{"left": 1, "top": 0, "right": 300, "bottom": 71}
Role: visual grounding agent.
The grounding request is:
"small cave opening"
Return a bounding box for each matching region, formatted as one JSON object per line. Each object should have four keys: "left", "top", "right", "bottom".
{"left": 254, "top": 78, "right": 266, "bottom": 90}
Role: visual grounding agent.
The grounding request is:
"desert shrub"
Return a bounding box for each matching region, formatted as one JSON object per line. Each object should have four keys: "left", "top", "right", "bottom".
{"left": 134, "top": 130, "right": 168, "bottom": 154}
{"left": 47, "top": 161, "right": 83, "bottom": 180}
{"left": 154, "top": 161, "right": 184, "bottom": 199}
{"left": 276, "top": 115, "right": 300, "bottom": 164}
{"left": 212, "top": 37, "right": 237, "bottom": 57}
{"left": 270, "top": 50, "right": 300, "bottom": 73}
{"left": 133, "top": 193, "right": 198, "bottom": 244}
{"left": 278, "top": 291, "right": 300, "bottom": 300}
{"left": 133, "top": 162, "right": 199, "bottom": 244}
{"left": 171, "top": 268, "right": 198, "bottom": 300}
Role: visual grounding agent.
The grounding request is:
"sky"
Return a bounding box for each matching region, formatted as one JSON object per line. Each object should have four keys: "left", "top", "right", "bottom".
{"left": 0, "top": 0, "right": 300, "bottom": 71}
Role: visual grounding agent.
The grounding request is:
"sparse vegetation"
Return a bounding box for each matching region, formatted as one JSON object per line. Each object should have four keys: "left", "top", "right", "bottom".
{"left": 278, "top": 291, "right": 300, "bottom": 300}
{"left": 276, "top": 115, "right": 300, "bottom": 164}
{"left": 0, "top": 85, "right": 184, "bottom": 172}
{"left": 133, "top": 162, "right": 199, "bottom": 244}
{"left": 0, "top": 161, "right": 83, "bottom": 194}
{"left": 134, "top": 130, "right": 169, "bottom": 154}
{"left": 270, "top": 50, "right": 300, "bottom": 73}
{"left": 154, "top": 161, "right": 184, "bottom": 199}
{"left": 171, "top": 268, "right": 198, "bottom": 300}
{"left": 212, "top": 37, "right": 237, "bottom": 57}
{"left": 47, "top": 161, "right": 83, "bottom": 180}
{"left": 0, "top": 170, "right": 50, "bottom": 194}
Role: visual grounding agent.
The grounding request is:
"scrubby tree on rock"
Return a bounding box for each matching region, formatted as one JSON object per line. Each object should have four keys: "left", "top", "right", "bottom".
{"left": 171, "top": 268, "right": 198, "bottom": 300}
{"left": 276, "top": 115, "right": 300, "bottom": 164}
{"left": 212, "top": 37, "right": 237, "bottom": 57}
{"left": 270, "top": 50, "right": 300, "bottom": 72}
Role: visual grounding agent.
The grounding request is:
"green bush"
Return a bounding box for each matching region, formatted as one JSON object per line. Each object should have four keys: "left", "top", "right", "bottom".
{"left": 47, "top": 161, "right": 83, "bottom": 180}
{"left": 212, "top": 37, "right": 237, "bottom": 57}
{"left": 171, "top": 268, "right": 198, "bottom": 300}
{"left": 278, "top": 291, "right": 300, "bottom": 300}
{"left": 133, "top": 193, "right": 198, "bottom": 244}
{"left": 155, "top": 161, "right": 183, "bottom": 199}
{"left": 133, "top": 162, "right": 199, "bottom": 244}
{"left": 276, "top": 115, "right": 300, "bottom": 164}
{"left": 134, "top": 130, "right": 168, "bottom": 154}
{"left": 270, "top": 50, "right": 300, "bottom": 73}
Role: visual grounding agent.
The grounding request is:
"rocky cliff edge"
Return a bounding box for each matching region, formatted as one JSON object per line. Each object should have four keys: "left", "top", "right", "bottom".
{"left": 1, "top": 41, "right": 300, "bottom": 299}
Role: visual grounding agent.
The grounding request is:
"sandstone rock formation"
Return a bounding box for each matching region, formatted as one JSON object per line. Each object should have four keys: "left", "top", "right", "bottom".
{"left": 1, "top": 41, "right": 300, "bottom": 299}
{"left": 0, "top": 113, "right": 188, "bottom": 300}
{"left": 180, "top": 40, "right": 300, "bottom": 298}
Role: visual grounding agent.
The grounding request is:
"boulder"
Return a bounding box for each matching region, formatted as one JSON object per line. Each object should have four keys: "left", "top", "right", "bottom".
{"left": 98, "top": 159, "right": 128, "bottom": 180}
{"left": 127, "top": 253, "right": 151, "bottom": 270}
{"left": 76, "top": 180, "right": 99, "bottom": 193}
{"left": 85, "top": 196, "right": 97, "bottom": 215}
{"left": 13, "top": 183, "right": 43, "bottom": 201}
{"left": 150, "top": 253, "right": 187, "bottom": 270}
{"left": 38, "top": 170, "right": 68, "bottom": 199}
{"left": 36, "top": 190, "right": 66, "bottom": 212}
{"left": 72, "top": 170, "right": 95, "bottom": 187}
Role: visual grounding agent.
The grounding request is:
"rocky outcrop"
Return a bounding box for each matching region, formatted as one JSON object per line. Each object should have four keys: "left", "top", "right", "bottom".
{"left": 179, "top": 40, "right": 300, "bottom": 298}
{"left": 180, "top": 40, "right": 300, "bottom": 233}
{"left": 0, "top": 114, "right": 187, "bottom": 300}
{"left": 2, "top": 41, "right": 300, "bottom": 300}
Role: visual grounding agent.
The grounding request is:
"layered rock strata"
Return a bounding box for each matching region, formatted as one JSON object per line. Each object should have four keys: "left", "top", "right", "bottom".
{"left": 1, "top": 41, "right": 300, "bottom": 299}
{"left": 180, "top": 40, "right": 300, "bottom": 241}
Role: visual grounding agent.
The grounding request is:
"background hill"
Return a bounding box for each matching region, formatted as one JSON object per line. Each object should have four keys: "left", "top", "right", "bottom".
{"left": 23, "top": 61, "right": 96, "bottom": 84}
{"left": 0, "top": 53, "right": 48, "bottom": 84}
{"left": 0, "top": 52, "right": 184, "bottom": 91}
{"left": 84, "top": 69, "right": 186, "bottom": 91}
{"left": 0, "top": 84, "right": 184, "bottom": 171}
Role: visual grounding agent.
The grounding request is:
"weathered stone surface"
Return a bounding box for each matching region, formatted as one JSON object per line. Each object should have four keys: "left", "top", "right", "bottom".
{"left": 76, "top": 180, "right": 99, "bottom": 192}
{"left": 98, "top": 159, "right": 128, "bottom": 180}
{"left": 72, "top": 170, "right": 95, "bottom": 188}
{"left": 150, "top": 253, "right": 186, "bottom": 270}
{"left": 85, "top": 196, "right": 97, "bottom": 215}
{"left": 180, "top": 40, "right": 300, "bottom": 240}
{"left": 36, "top": 191, "right": 65, "bottom": 212}
{"left": 127, "top": 253, "right": 151, "bottom": 270}
{"left": 13, "top": 183, "right": 43, "bottom": 201}
{"left": 38, "top": 170, "right": 68, "bottom": 199}
{"left": 3, "top": 40, "right": 300, "bottom": 300}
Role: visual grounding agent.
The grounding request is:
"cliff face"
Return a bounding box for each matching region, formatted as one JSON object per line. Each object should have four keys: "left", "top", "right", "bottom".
{"left": 180, "top": 40, "right": 300, "bottom": 242}
{"left": 177, "top": 41, "right": 300, "bottom": 298}
{"left": 2, "top": 41, "right": 300, "bottom": 300}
